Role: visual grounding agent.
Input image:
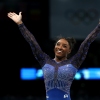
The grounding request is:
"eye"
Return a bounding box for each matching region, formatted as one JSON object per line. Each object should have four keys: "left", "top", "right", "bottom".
{"left": 63, "top": 45, "right": 67, "bottom": 48}
{"left": 56, "top": 43, "right": 60, "bottom": 46}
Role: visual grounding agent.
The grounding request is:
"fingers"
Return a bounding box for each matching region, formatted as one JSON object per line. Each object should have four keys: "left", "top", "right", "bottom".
{"left": 19, "top": 12, "right": 22, "bottom": 15}
{"left": 7, "top": 12, "right": 15, "bottom": 18}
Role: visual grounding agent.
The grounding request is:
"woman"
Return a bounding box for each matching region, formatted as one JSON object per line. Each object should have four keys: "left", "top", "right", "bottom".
{"left": 7, "top": 12, "right": 100, "bottom": 100}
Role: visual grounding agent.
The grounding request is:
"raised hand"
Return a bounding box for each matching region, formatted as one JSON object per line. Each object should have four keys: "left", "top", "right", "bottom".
{"left": 7, "top": 12, "right": 23, "bottom": 25}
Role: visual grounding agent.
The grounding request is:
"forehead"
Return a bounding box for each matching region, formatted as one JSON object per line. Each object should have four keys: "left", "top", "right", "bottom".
{"left": 57, "top": 39, "right": 69, "bottom": 44}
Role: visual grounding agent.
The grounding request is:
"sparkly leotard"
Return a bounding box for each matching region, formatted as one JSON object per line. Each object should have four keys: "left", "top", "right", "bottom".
{"left": 18, "top": 23, "right": 100, "bottom": 100}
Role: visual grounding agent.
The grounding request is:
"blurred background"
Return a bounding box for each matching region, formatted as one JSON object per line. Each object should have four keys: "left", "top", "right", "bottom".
{"left": 1, "top": 0, "right": 100, "bottom": 100}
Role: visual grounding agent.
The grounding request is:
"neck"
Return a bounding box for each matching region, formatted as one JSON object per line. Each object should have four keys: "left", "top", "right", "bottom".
{"left": 54, "top": 57, "right": 67, "bottom": 62}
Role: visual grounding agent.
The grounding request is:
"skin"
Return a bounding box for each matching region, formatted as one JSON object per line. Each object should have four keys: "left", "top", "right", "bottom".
{"left": 7, "top": 12, "right": 72, "bottom": 63}
{"left": 54, "top": 39, "right": 71, "bottom": 62}
{"left": 7, "top": 12, "right": 23, "bottom": 25}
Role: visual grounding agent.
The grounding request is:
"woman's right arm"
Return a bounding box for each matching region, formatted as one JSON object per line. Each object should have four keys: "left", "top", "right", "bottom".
{"left": 7, "top": 12, "right": 47, "bottom": 66}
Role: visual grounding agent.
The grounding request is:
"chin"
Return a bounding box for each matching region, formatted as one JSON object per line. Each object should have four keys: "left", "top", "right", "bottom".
{"left": 56, "top": 55, "right": 63, "bottom": 59}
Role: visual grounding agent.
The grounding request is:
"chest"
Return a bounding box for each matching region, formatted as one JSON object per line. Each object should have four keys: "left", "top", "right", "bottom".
{"left": 42, "top": 64, "right": 77, "bottom": 80}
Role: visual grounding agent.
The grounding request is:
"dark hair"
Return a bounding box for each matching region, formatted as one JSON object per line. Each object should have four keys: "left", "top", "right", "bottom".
{"left": 55, "top": 35, "right": 76, "bottom": 50}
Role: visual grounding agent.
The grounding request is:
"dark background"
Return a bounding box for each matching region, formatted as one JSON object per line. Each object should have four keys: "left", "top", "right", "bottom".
{"left": 0, "top": 0, "right": 100, "bottom": 100}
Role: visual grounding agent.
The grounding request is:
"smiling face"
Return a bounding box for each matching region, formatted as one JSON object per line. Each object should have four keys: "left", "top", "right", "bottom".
{"left": 54, "top": 39, "right": 71, "bottom": 62}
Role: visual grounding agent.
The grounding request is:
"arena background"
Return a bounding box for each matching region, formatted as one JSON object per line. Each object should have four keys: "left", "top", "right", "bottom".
{"left": 1, "top": 0, "right": 100, "bottom": 100}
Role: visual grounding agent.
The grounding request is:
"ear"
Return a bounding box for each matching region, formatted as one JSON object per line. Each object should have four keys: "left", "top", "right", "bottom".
{"left": 68, "top": 49, "right": 71, "bottom": 54}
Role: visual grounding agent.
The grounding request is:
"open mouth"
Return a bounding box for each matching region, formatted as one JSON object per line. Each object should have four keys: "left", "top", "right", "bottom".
{"left": 56, "top": 50, "right": 62, "bottom": 54}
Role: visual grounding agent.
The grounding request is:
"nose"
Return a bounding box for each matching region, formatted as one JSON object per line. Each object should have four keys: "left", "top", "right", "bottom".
{"left": 58, "top": 45, "right": 63, "bottom": 49}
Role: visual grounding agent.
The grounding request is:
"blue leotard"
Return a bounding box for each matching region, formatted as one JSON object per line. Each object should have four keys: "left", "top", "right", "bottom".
{"left": 18, "top": 23, "right": 100, "bottom": 100}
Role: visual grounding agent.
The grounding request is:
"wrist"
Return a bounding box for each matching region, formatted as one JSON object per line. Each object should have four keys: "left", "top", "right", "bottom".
{"left": 17, "top": 21, "right": 23, "bottom": 25}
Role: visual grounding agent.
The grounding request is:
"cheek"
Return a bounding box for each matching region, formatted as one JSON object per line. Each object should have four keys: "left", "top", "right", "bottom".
{"left": 54, "top": 47, "right": 56, "bottom": 52}
{"left": 64, "top": 49, "right": 70, "bottom": 54}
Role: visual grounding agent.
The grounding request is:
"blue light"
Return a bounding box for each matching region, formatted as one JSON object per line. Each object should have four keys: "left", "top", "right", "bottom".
{"left": 20, "top": 67, "right": 100, "bottom": 80}
{"left": 36, "top": 69, "right": 43, "bottom": 78}
{"left": 74, "top": 72, "right": 81, "bottom": 80}
{"left": 82, "top": 68, "right": 100, "bottom": 80}
{"left": 82, "top": 69, "right": 89, "bottom": 80}
{"left": 20, "top": 68, "right": 37, "bottom": 80}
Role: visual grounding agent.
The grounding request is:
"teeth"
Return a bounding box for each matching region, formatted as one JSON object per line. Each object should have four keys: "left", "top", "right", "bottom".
{"left": 58, "top": 50, "right": 61, "bottom": 52}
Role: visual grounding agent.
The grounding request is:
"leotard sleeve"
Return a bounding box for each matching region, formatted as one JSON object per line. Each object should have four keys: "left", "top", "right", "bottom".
{"left": 71, "top": 24, "right": 100, "bottom": 68}
{"left": 18, "top": 23, "right": 48, "bottom": 67}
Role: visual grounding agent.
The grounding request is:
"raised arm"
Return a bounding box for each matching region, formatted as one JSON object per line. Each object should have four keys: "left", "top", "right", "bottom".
{"left": 71, "top": 22, "right": 100, "bottom": 68}
{"left": 7, "top": 12, "right": 47, "bottom": 66}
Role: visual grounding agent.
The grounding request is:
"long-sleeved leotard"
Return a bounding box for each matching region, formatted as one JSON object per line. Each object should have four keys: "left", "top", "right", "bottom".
{"left": 18, "top": 23, "right": 100, "bottom": 100}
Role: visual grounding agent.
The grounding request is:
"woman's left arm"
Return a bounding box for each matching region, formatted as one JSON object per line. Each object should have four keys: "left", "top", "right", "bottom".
{"left": 71, "top": 22, "right": 100, "bottom": 68}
